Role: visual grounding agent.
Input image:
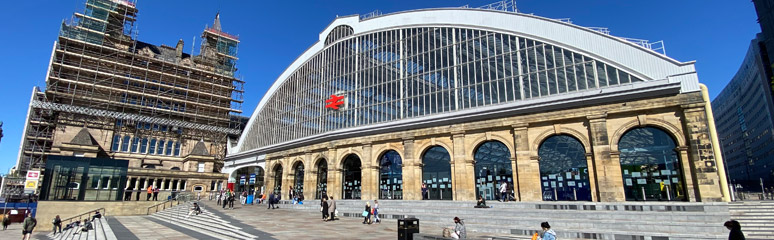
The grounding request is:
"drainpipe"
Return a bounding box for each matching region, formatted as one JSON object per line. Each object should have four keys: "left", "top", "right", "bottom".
{"left": 699, "top": 84, "right": 731, "bottom": 202}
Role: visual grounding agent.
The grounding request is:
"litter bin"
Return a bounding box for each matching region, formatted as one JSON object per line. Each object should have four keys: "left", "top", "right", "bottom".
{"left": 398, "top": 217, "right": 419, "bottom": 240}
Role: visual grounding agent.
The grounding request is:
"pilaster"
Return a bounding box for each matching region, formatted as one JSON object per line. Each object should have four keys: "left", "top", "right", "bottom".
{"left": 402, "top": 138, "right": 422, "bottom": 200}
{"left": 452, "top": 133, "right": 475, "bottom": 200}
{"left": 513, "top": 124, "right": 540, "bottom": 201}
{"left": 681, "top": 105, "right": 722, "bottom": 201}
{"left": 587, "top": 114, "right": 625, "bottom": 202}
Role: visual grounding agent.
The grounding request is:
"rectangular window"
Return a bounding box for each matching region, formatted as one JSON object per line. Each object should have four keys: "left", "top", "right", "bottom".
{"left": 198, "top": 163, "right": 205, "bottom": 173}
{"left": 130, "top": 137, "right": 139, "bottom": 152}
{"left": 120, "top": 136, "right": 130, "bottom": 152}
{"left": 149, "top": 139, "right": 157, "bottom": 154}
{"left": 174, "top": 142, "right": 181, "bottom": 156}
{"left": 140, "top": 138, "right": 148, "bottom": 153}
{"left": 157, "top": 140, "right": 165, "bottom": 155}
{"left": 111, "top": 135, "right": 120, "bottom": 151}
{"left": 166, "top": 141, "right": 173, "bottom": 156}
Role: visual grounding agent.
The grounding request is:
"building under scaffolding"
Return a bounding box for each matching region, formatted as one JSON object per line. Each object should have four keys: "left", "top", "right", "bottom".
{"left": 15, "top": 0, "right": 245, "bottom": 200}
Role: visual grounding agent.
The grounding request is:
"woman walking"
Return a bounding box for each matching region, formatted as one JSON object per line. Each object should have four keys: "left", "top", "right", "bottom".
{"left": 362, "top": 201, "right": 372, "bottom": 224}
{"left": 52, "top": 215, "right": 62, "bottom": 234}
{"left": 538, "top": 222, "right": 556, "bottom": 240}
{"left": 724, "top": 220, "right": 745, "bottom": 240}
{"left": 327, "top": 196, "right": 336, "bottom": 221}
{"left": 373, "top": 200, "right": 380, "bottom": 224}
{"left": 321, "top": 197, "right": 329, "bottom": 221}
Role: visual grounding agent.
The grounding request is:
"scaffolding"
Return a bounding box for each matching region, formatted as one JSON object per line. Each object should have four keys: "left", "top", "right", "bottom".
{"left": 16, "top": 87, "right": 55, "bottom": 175}
{"left": 15, "top": 0, "right": 245, "bottom": 174}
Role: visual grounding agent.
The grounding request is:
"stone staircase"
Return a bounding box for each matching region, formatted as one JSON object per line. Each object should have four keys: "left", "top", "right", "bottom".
{"left": 284, "top": 200, "right": 730, "bottom": 240}
{"left": 729, "top": 201, "right": 774, "bottom": 239}
{"left": 148, "top": 202, "right": 258, "bottom": 240}
{"left": 46, "top": 216, "right": 116, "bottom": 240}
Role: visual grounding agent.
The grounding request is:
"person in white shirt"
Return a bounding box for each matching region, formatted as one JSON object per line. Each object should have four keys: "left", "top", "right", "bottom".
{"left": 499, "top": 181, "right": 508, "bottom": 202}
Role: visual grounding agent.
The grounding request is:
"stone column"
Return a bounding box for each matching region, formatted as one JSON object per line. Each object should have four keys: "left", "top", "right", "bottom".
{"left": 327, "top": 147, "right": 341, "bottom": 199}
{"left": 402, "top": 138, "right": 422, "bottom": 200}
{"left": 677, "top": 146, "right": 697, "bottom": 201}
{"left": 588, "top": 114, "right": 625, "bottom": 202}
{"left": 303, "top": 152, "right": 317, "bottom": 200}
{"left": 513, "top": 124, "right": 541, "bottom": 201}
{"left": 134, "top": 178, "right": 140, "bottom": 190}
{"left": 452, "top": 132, "right": 475, "bottom": 201}
{"left": 585, "top": 153, "right": 599, "bottom": 202}
{"left": 360, "top": 144, "right": 376, "bottom": 200}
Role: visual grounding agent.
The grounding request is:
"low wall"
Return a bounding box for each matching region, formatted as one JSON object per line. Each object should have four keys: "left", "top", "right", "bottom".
{"left": 35, "top": 200, "right": 161, "bottom": 231}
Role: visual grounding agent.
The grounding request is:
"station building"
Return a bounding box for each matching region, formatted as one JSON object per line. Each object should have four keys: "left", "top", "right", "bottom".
{"left": 225, "top": 8, "right": 730, "bottom": 202}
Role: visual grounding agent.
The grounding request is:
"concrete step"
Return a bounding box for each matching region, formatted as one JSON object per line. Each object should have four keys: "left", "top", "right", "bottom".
{"left": 149, "top": 203, "right": 257, "bottom": 240}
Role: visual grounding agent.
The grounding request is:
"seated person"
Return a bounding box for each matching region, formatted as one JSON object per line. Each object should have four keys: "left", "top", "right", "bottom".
{"left": 63, "top": 221, "right": 80, "bottom": 231}
{"left": 91, "top": 211, "right": 102, "bottom": 221}
{"left": 474, "top": 196, "right": 489, "bottom": 208}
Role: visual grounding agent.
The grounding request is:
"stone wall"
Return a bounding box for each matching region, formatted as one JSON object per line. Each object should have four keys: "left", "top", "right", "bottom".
{"left": 35, "top": 200, "right": 160, "bottom": 230}
{"left": 256, "top": 92, "right": 726, "bottom": 202}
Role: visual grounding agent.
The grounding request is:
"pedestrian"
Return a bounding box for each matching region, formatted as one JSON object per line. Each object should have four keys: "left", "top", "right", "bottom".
{"left": 450, "top": 217, "right": 466, "bottom": 239}
{"left": 146, "top": 185, "right": 153, "bottom": 201}
{"left": 267, "top": 192, "right": 276, "bottom": 209}
{"left": 373, "top": 200, "right": 380, "bottom": 224}
{"left": 321, "top": 197, "right": 329, "bottom": 221}
{"left": 724, "top": 220, "right": 745, "bottom": 240}
{"left": 328, "top": 195, "right": 337, "bottom": 221}
{"left": 52, "top": 215, "right": 62, "bottom": 234}
{"left": 91, "top": 211, "right": 102, "bottom": 221}
{"left": 241, "top": 191, "right": 247, "bottom": 205}
{"left": 537, "top": 222, "right": 556, "bottom": 240}
{"left": 2, "top": 213, "right": 10, "bottom": 230}
{"left": 217, "top": 190, "right": 222, "bottom": 206}
{"left": 21, "top": 212, "right": 36, "bottom": 240}
{"left": 362, "top": 201, "right": 372, "bottom": 224}
{"left": 499, "top": 181, "right": 508, "bottom": 202}
{"left": 228, "top": 190, "right": 235, "bottom": 209}
{"left": 152, "top": 186, "right": 160, "bottom": 201}
{"left": 124, "top": 187, "right": 132, "bottom": 201}
{"left": 222, "top": 190, "right": 230, "bottom": 209}
{"left": 421, "top": 183, "right": 428, "bottom": 200}
{"left": 289, "top": 186, "right": 295, "bottom": 204}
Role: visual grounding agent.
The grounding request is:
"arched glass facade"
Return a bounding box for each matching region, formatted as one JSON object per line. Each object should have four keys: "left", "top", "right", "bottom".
{"left": 316, "top": 159, "right": 328, "bottom": 199}
{"left": 619, "top": 127, "right": 684, "bottom": 201}
{"left": 474, "top": 141, "right": 512, "bottom": 201}
{"left": 293, "top": 162, "right": 304, "bottom": 197}
{"left": 235, "top": 166, "right": 265, "bottom": 194}
{"left": 379, "top": 150, "right": 403, "bottom": 199}
{"left": 241, "top": 27, "right": 645, "bottom": 152}
{"left": 342, "top": 154, "right": 362, "bottom": 199}
{"left": 538, "top": 135, "right": 591, "bottom": 201}
{"left": 273, "top": 165, "right": 283, "bottom": 195}
{"left": 422, "top": 146, "right": 453, "bottom": 200}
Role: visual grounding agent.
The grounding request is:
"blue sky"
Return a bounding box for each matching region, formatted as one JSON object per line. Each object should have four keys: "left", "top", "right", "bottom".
{"left": 0, "top": 0, "right": 761, "bottom": 173}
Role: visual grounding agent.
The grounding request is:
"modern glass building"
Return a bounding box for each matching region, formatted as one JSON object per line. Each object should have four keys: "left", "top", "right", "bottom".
{"left": 226, "top": 8, "right": 728, "bottom": 202}
{"left": 39, "top": 156, "right": 129, "bottom": 201}
{"left": 713, "top": 34, "right": 774, "bottom": 191}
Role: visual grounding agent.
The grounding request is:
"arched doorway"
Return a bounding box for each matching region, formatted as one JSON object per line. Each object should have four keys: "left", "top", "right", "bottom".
{"left": 474, "top": 141, "right": 513, "bottom": 201}
{"left": 341, "top": 154, "right": 361, "bottom": 199}
{"left": 316, "top": 159, "right": 328, "bottom": 199}
{"left": 293, "top": 161, "right": 304, "bottom": 198}
{"left": 538, "top": 135, "right": 591, "bottom": 201}
{"left": 379, "top": 150, "right": 403, "bottom": 199}
{"left": 272, "top": 164, "right": 283, "bottom": 195}
{"left": 421, "top": 146, "right": 453, "bottom": 200}
{"left": 235, "top": 166, "right": 265, "bottom": 195}
{"left": 619, "top": 127, "right": 685, "bottom": 201}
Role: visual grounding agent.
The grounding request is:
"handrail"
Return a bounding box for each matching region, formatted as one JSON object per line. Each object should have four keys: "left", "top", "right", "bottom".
{"left": 146, "top": 199, "right": 179, "bottom": 215}
{"left": 61, "top": 207, "right": 106, "bottom": 225}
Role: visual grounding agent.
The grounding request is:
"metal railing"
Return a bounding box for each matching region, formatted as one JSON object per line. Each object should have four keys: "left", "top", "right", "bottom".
{"left": 59, "top": 206, "right": 106, "bottom": 240}
{"left": 146, "top": 199, "right": 179, "bottom": 215}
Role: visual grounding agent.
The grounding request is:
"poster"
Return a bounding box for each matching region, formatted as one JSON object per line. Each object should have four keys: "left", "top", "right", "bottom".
{"left": 672, "top": 178, "right": 679, "bottom": 184}
{"left": 566, "top": 172, "right": 572, "bottom": 179}
{"left": 575, "top": 175, "right": 580, "bottom": 180}
{"left": 559, "top": 183, "right": 563, "bottom": 187}
{"left": 543, "top": 182, "right": 548, "bottom": 187}
{"left": 653, "top": 172, "right": 660, "bottom": 177}
{"left": 664, "top": 180, "right": 671, "bottom": 185}
{"left": 661, "top": 170, "right": 671, "bottom": 175}
{"left": 551, "top": 182, "right": 556, "bottom": 187}
{"left": 624, "top": 169, "right": 629, "bottom": 175}
{"left": 637, "top": 179, "right": 646, "bottom": 184}
{"left": 632, "top": 172, "right": 641, "bottom": 177}
{"left": 249, "top": 173, "right": 256, "bottom": 184}
{"left": 625, "top": 179, "right": 633, "bottom": 186}
{"left": 549, "top": 174, "right": 556, "bottom": 179}
{"left": 558, "top": 177, "right": 563, "bottom": 181}
{"left": 568, "top": 181, "right": 576, "bottom": 187}
{"left": 542, "top": 176, "right": 548, "bottom": 180}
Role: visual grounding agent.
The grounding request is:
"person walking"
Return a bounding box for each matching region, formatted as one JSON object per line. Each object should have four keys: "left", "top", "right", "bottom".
{"left": 241, "top": 191, "right": 248, "bottom": 205}
{"left": 451, "top": 217, "right": 466, "bottom": 239}
{"left": 21, "top": 212, "right": 36, "bottom": 240}
{"left": 217, "top": 190, "right": 223, "bottom": 206}
{"left": 146, "top": 185, "right": 153, "bottom": 201}
{"left": 2, "top": 213, "right": 10, "bottom": 230}
{"left": 724, "top": 220, "right": 746, "bottom": 240}
{"left": 362, "top": 201, "right": 372, "bottom": 224}
{"left": 328, "top": 195, "right": 337, "bottom": 221}
{"left": 288, "top": 186, "right": 295, "bottom": 204}
{"left": 267, "top": 192, "right": 276, "bottom": 209}
{"left": 152, "top": 186, "right": 160, "bottom": 201}
{"left": 373, "top": 200, "right": 380, "bottom": 224}
{"left": 499, "top": 181, "right": 508, "bottom": 202}
{"left": 421, "top": 183, "right": 428, "bottom": 200}
{"left": 321, "top": 197, "right": 329, "bottom": 221}
{"left": 52, "top": 215, "right": 62, "bottom": 234}
{"left": 537, "top": 222, "right": 556, "bottom": 240}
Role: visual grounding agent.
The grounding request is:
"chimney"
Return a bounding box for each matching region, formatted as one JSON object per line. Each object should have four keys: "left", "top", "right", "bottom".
{"left": 176, "top": 39, "right": 184, "bottom": 60}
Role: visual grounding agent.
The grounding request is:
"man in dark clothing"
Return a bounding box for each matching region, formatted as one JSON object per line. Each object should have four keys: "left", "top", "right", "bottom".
{"left": 267, "top": 193, "right": 276, "bottom": 209}
{"left": 724, "top": 220, "right": 745, "bottom": 240}
{"left": 91, "top": 211, "right": 102, "bottom": 221}
{"left": 22, "top": 212, "right": 36, "bottom": 240}
{"left": 152, "top": 187, "right": 159, "bottom": 201}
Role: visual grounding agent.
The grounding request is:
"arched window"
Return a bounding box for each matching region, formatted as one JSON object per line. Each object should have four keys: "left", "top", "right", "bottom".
{"left": 121, "top": 136, "right": 130, "bottom": 152}
{"left": 325, "top": 25, "right": 353, "bottom": 45}
{"left": 316, "top": 159, "right": 328, "bottom": 199}
{"left": 255, "top": 167, "right": 265, "bottom": 194}
{"left": 474, "top": 141, "right": 513, "bottom": 201}
{"left": 538, "top": 135, "right": 591, "bottom": 201}
{"left": 273, "top": 165, "right": 283, "bottom": 195}
{"left": 619, "top": 127, "right": 684, "bottom": 201}
{"left": 131, "top": 137, "right": 139, "bottom": 152}
{"left": 379, "top": 150, "right": 403, "bottom": 199}
{"left": 341, "top": 154, "right": 361, "bottom": 199}
{"left": 171, "top": 167, "right": 181, "bottom": 170}
{"left": 157, "top": 140, "right": 165, "bottom": 155}
{"left": 140, "top": 138, "right": 148, "bottom": 153}
{"left": 422, "top": 146, "right": 452, "bottom": 200}
{"left": 293, "top": 162, "right": 305, "bottom": 197}
{"left": 149, "top": 139, "right": 157, "bottom": 154}
{"left": 111, "top": 135, "right": 120, "bottom": 151}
